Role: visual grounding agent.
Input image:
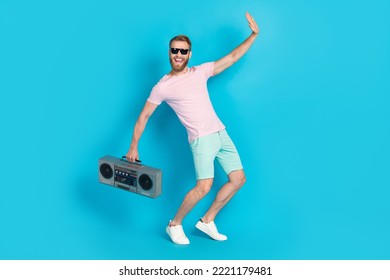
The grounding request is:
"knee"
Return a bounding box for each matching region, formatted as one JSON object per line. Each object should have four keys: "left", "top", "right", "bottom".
{"left": 195, "top": 179, "right": 213, "bottom": 197}
{"left": 237, "top": 173, "right": 246, "bottom": 188}
{"left": 229, "top": 171, "right": 246, "bottom": 189}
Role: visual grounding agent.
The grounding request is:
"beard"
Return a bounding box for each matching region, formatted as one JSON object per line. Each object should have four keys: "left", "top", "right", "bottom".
{"left": 169, "top": 56, "right": 189, "bottom": 72}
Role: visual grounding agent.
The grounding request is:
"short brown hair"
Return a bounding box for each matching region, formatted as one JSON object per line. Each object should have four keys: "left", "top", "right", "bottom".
{"left": 169, "top": 35, "right": 192, "bottom": 50}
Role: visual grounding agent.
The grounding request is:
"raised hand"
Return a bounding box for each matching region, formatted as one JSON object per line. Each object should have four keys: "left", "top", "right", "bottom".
{"left": 246, "top": 12, "right": 259, "bottom": 35}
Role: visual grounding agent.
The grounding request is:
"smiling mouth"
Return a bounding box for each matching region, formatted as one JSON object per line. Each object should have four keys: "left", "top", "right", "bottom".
{"left": 174, "top": 58, "right": 184, "bottom": 63}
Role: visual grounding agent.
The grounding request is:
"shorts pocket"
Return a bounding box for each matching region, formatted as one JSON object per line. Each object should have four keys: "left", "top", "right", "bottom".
{"left": 190, "top": 138, "right": 199, "bottom": 152}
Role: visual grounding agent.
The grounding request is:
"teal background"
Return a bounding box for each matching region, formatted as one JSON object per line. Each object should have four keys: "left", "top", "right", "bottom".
{"left": 1, "top": 0, "right": 389, "bottom": 259}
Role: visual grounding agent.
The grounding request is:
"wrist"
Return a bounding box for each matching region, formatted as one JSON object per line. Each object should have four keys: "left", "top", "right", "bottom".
{"left": 130, "top": 143, "right": 138, "bottom": 150}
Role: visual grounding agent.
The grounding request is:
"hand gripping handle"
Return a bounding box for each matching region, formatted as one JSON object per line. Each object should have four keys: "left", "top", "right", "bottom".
{"left": 121, "top": 156, "right": 143, "bottom": 165}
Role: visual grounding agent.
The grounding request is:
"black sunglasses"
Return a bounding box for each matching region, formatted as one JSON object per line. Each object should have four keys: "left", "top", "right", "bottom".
{"left": 170, "top": 48, "right": 190, "bottom": 55}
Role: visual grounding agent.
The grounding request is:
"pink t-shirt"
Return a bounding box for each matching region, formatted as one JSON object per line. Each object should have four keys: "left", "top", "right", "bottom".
{"left": 147, "top": 62, "right": 225, "bottom": 142}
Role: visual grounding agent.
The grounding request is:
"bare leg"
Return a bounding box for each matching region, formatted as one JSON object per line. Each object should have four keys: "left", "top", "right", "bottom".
{"left": 170, "top": 178, "right": 214, "bottom": 226}
{"left": 202, "top": 170, "right": 246, "bottom": 223}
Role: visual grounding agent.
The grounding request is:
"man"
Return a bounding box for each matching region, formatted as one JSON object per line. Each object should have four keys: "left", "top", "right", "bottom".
{"left": 126, "top": 12, "right": 259, "bottom": 245}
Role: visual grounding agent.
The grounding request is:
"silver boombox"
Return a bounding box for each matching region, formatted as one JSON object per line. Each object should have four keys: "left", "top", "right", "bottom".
{"left": 98, "top": 155, "right": 162, "bottom": 198}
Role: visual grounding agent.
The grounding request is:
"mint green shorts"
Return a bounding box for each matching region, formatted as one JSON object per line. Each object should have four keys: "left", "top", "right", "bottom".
{"left": 189, "top": 130, "right": 243, "bottom": 180}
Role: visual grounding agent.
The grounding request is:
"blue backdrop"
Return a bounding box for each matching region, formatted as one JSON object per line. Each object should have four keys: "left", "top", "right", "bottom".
{"left": 1, "top": 0, "right": 389, "bottom": 260}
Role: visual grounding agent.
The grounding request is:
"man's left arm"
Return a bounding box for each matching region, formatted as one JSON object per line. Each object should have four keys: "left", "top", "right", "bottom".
{"left": 213, "top": 12, "right": 259, "bottom": 76}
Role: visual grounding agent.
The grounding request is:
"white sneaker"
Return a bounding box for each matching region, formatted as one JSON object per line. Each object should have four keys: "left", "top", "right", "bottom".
{"left": 195, "top": 219, "right": 228, "bottom": 241}
{"left": 166, "top": 223, "right": 190, "bottom": 245}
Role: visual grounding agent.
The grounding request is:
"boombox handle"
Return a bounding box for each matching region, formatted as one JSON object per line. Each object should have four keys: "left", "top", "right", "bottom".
{"left": 121, "top": 156, "right": 143, "bottom": 166}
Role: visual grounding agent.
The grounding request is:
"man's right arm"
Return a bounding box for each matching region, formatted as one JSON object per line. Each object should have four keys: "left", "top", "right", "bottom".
{"left": 213, "top": 12, "right": 259, "bottom": 76}
{"left": 126, "top": 101, "right": 158, "bottom": 162}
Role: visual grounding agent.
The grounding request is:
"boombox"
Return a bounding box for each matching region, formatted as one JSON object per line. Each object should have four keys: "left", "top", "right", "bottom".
{"left": 98, "top": 155, "right": 162, "bottom": 198}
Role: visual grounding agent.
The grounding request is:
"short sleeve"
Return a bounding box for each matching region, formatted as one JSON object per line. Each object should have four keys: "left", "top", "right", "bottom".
{"left": 147, "top": 84, "right": 163, "bottom": 105}
{"left": 198, "top": 62, "right": 215, "bottom": 78}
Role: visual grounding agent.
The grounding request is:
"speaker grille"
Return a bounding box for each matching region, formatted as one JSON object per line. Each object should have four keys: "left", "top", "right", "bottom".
{"left": 100, "top": 163, "right": 113, "bottom": 179}
{"left": 138, "top": 174, "right": 153, "bottom": 191}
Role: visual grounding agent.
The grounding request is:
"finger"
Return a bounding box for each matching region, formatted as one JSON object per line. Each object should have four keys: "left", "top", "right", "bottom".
{"left": 247, "top": 17, "right": 255, "bottom": 26}
{"left": 246, "top": 12, "right": 252, "bottom": 22}
{"left": 247, "top": 12, "right": 255, "bottom": 20}
{"left": 249, "top": 14, "right": 256, "bottom": 24}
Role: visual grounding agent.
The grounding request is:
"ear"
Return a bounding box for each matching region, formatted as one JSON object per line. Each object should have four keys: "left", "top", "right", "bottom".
{"left": 189, "top": 51, "right": 192, "bottom": 59}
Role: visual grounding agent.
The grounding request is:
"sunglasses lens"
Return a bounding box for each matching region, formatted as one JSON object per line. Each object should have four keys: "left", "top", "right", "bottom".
{"left": 171, "top": 48, "right": 189, "bottom": 55}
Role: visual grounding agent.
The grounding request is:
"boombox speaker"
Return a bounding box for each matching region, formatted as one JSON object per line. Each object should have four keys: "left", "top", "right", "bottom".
{"left": 98, "top": 155, "right": 162, "bottom": 198}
